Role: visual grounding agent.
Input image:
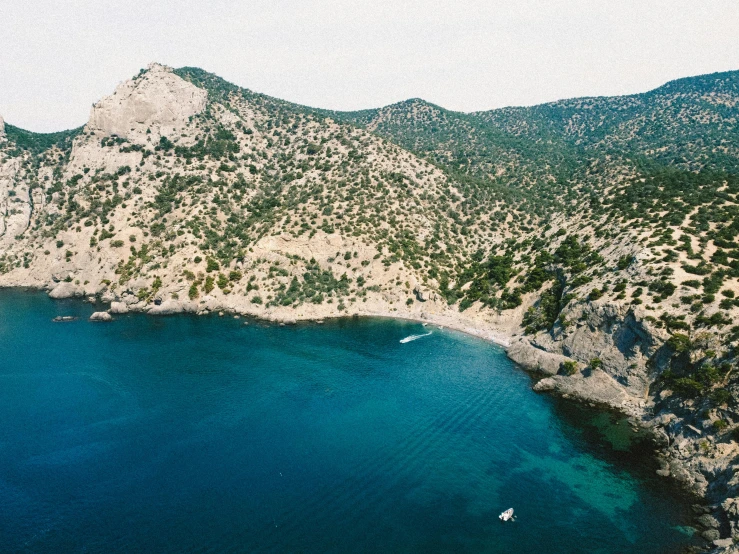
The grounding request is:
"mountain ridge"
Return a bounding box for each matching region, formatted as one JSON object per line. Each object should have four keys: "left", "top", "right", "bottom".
{"left": 2, "top": 62, "right": 739, "bottom": 552}
{"left": 4, "top": 67, "right": 737, "bottom": 136}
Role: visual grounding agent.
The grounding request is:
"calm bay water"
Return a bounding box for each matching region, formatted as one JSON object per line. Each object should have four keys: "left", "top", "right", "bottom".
{"left": 0, "top": 290, "right": 697, "bottom": 553}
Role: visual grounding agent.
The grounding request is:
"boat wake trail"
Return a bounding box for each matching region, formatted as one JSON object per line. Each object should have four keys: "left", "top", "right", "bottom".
{"left": 399, "top": 332, "right": 432, "bottom": 344}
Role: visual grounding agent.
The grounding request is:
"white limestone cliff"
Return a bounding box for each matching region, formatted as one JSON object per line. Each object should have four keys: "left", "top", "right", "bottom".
{"left": 85, "top": 63, "right": 207, "bottom": 145}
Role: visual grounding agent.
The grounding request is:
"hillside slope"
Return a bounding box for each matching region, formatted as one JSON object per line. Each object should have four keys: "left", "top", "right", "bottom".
{"left": 2, "top": 63, "right": 739, "bottom": 551}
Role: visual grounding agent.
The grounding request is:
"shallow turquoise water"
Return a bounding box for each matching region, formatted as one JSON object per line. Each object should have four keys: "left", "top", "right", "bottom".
{"left": 0, "top": 290, "right": 696, "bottom": 553}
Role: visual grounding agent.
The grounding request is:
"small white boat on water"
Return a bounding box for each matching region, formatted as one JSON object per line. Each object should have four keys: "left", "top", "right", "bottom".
{"left": 399, "top": 332, "right": 432, "bottom": 344}
{"left": 499, "top": 508, "right": 514, "bottom": 522}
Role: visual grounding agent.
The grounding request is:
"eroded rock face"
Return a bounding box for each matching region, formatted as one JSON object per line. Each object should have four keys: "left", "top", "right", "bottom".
{"left": 86, "top": 63, "right": 207, "bottom": 145}
{"left": 529, "top": 302, "right": 667, "bottom": 397}
{"left": 0, "top": 115, "right": 5, "bottom": 139}
{"left": 0, "top": 157, "right": 31, "bottom": 249}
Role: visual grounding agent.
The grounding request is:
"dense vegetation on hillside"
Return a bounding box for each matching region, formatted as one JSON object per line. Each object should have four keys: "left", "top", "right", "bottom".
{"left": 1, "top": 66, "right": 738, "bottom": 409}
{"left": 3, "top": 123, "right": 82, "bottom": 156}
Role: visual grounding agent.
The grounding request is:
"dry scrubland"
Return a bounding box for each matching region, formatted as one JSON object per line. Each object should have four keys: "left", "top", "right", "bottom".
{"left": 2, "top": 63, "right": 739, "bottom": 551}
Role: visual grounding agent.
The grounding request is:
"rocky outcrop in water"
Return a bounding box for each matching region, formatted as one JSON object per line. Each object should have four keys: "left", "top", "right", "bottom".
{"left": 90, "top": 311, "right": 112, "bottom": 321}
{"left": 48, "top": 282, "right": 83, "bottom": 299}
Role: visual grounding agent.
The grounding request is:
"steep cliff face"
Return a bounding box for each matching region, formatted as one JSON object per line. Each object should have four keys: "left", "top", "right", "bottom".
{"left": 86, "top": 63, "right": 207, "bottom": 145}
{"left": 0, "top": 155, "right": 27, "bottom": 247}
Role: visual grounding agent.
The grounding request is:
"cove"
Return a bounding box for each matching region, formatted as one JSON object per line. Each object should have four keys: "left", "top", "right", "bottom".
{"left": 0, "top": 290, "right": 698, "bottom": 553}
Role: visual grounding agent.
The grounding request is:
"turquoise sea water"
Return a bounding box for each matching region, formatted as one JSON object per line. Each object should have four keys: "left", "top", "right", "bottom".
{"left": 0, "top": 290, "right": 697, "bottom": 553}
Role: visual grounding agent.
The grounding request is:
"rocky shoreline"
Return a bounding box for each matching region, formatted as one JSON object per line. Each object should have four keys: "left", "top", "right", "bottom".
{"left": 4, "top": 281, "right": 731, "bottom": 552}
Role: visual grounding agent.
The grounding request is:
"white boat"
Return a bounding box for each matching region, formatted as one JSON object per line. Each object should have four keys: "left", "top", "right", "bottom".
{"left": 499, "top": 508, "right": 514, "bottom": 521}
{"left": 399, "top": 332, "right": 432, "bottom": 344}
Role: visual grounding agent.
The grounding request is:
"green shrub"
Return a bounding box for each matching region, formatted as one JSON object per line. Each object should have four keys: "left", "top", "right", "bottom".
{"left": 188, "top": 283, "right": 199, "bottom": 300}
{"left": 666, "top": 333, "right": 691, "bottom": 353}
{"left": 561, "top": 361, "right": 578, "bottom": 376}
{"left": 204, "top": 276, "right": 215, "bottom": 293}
{"left": 672, "top": 377, "right": 703, "bottom": 398}
{"left": 206, "top": 258, "right": 220, "bottom": 273}
{"left": 589, "top": 358, "right": 603, "bottom": 369}
{"left": 713, "top": 419, "right": 728, "bottom": 431}
{"left": 251, "top": 295, "right": 263, "bottom": 304}
{"left": 588, "top": 288, "right": 603, "bottom": 301}
{"left": 711, "top": 389, "right": 731, "bottom": 406}
{"left": 617, "top": 255, "right": 634, "bottom": 270}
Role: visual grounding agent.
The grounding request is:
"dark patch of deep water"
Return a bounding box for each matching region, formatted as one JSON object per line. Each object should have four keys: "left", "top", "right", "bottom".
{"left": 0, "top": 290, "right": 699, "bottom": 553}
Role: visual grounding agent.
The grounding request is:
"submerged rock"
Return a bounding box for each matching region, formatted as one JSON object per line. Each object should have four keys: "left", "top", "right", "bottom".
{"left": 52, "top": 315, "right": 76, "bottom": 322}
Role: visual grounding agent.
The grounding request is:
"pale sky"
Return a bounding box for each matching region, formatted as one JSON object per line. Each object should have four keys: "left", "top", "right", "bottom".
{"left": 1, "top": 0, "right": 737, "bottom": 132}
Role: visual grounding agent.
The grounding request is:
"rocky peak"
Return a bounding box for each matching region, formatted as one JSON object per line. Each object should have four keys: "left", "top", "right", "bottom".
{"left": 85, "top": 62, "right": 207, "bottom": 146}
{"left": 0, "top": 114, "right": 5, "bottom": 140}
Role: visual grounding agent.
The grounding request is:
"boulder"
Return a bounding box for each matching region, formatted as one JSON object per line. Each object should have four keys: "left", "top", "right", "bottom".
{"left": 49, "top": 282, "right": 82, "bottom": 299}
{"left": 109, "top": 301, "right": 129, "bottom": 314}
{"left": 414, "top": 286, "right": 428, "bottom": 302}
{"left": 722, "top": 498, "right": 739, "bottom": 518}
{"left": 702, "top": 529, "right": 720, "bottom": 542}
{"left": 89, "top": 311, "right": 112, "bottom": 322}
{"left": 148, "top": 300, "right": 184, "bottom": 315}
{"left": 698, "top": 514, "right": 720, "bottom": 529}
{"left": 121, "top": 294, "right": 140, "bottom": 306}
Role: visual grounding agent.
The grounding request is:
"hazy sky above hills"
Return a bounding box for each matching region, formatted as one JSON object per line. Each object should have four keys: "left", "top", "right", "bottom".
{"left": 1, "top": 0, "right": 737, "bottom": 132}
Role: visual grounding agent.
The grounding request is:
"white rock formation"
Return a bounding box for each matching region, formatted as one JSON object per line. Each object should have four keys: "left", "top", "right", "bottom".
{"left": 49, "top": 282, "right": 83, "bottom": 299}
{"left": 0, "top": 115, "right": 5, "bottom": 140}
{"left": 148, "top": 299, "right": 186, "bottom": 315}
{"left": 90, "top": 311, "right": 113, "bottom": 321}
{"left": 109, "top": 301, "right": 129, "bottom": 314}
{"left": 0, "top": 161, "right": 30, "bottom": 246}
{"left": 85, "top": 63, "right": 207, "bottom": 146}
